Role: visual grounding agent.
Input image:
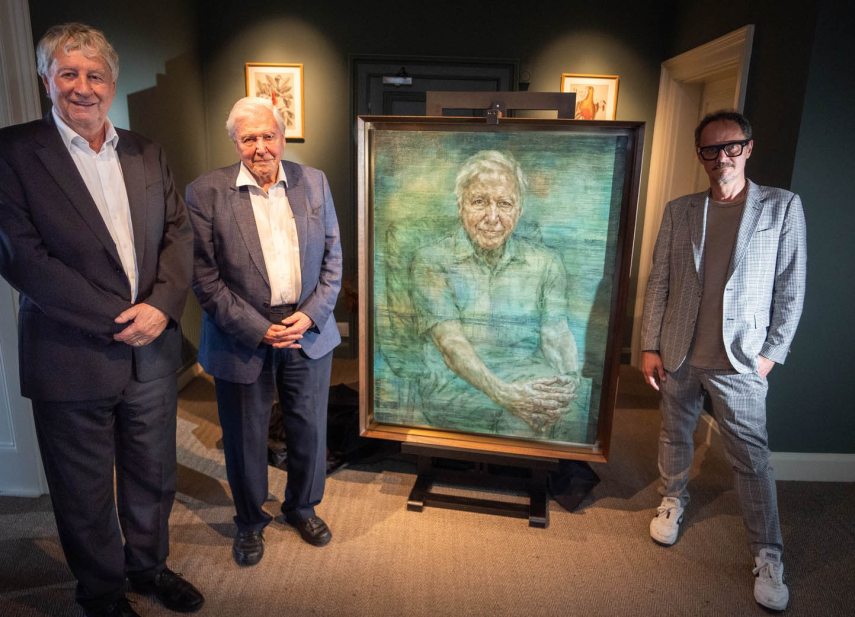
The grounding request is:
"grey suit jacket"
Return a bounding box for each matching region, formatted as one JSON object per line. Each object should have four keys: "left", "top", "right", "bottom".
{"left": 0, "top": 115, "right": 192, "bottom": 401}
{"left": 641, "top": 180, "right": 806, "bottom": 373}
{"left": 186, "top": 161, "right": 342, "bottom": 384}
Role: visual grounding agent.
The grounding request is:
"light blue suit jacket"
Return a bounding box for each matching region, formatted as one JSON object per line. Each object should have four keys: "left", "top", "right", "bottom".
{"left": 641, "top": 180, "right": 806, "bottom": 373}
{"left": 186, "top": 160, "right": 342, "bottom": 384}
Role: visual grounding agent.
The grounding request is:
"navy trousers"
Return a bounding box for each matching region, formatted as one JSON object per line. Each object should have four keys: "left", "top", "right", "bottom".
{"left": 215, "top": 346, "right": 332, "bottom": 532}
{"left": 31, "top": 374, "right": 177, "bottom": 611}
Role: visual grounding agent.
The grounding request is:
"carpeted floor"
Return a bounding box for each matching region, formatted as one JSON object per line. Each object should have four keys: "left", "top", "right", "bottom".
{"left": 1, "top": 363, "right": 853, "bottom": 616}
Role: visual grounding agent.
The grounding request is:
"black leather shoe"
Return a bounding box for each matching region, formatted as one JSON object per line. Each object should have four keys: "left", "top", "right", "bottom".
{"left": 285, "top": 514, "right": 332, "bottom": 546}
{"left": 84, "top": 598, "right": 140, "bottom": 617}
{"left": 130, "top": 568, "right": 204, "bottom": 613}
{"left": 233, "top": 529, "right": 265, "bottom": 566}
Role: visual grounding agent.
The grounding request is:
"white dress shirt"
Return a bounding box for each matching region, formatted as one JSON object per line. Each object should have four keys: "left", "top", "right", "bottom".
{"left": 52, "top": 108, "right": 138, "bottom": 301}
{"left": 236, "top": 162, "right": 302, "bottom": 305}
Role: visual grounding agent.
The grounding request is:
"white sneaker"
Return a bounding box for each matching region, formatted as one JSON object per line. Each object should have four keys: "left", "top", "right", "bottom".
{"left": 649, "top": 496, "right": 684, "bottom": 545}
{"left": 753, "top": 548, "right": 789, "bottom": 611}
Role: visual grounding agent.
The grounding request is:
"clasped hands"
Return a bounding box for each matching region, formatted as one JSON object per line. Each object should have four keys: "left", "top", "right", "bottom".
{"left": 263, "top": 311, "right": 313, "bottom": 349}
{"left": 113, "top": 303, "right": 168, "bottom": 347}
{"left": 497, "top": 374, "right": 579, "bottom": 434}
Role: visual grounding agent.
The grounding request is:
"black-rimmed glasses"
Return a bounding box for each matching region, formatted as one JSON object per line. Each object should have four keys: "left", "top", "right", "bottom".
{"left": 696, "top": 139, "right": 750, "bottom": 161}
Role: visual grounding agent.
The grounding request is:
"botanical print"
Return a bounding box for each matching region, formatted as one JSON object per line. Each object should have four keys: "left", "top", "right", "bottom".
{"left": 245, "top": 64, "right": 304, "bottom": 139}
{"left": 252, "top": 72, "right": 297, "bottom": 131}
{"left": 370, "top": 129, "right": 628, "bottom": 446}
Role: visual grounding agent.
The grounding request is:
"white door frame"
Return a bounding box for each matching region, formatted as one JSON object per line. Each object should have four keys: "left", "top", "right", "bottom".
{"left": 0, "top": 0, "right": 49, "bottom": 496}
{"left": 631, "top": 25, "right": 754, "bottom": 365}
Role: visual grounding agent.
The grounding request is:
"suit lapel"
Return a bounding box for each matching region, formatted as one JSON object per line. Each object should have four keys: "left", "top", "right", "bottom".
{"left": 116, "top": 133, "right": 147, "bottom": 269}
{"left": 34, "top": 120, "right": 122, "bottom": 266}
{"left": 688, "top": 193, "right": 707, "bottom": 278}
{"left": 229, "top": 183, "right": 270, "bottom": 286}
{"left": 283, "top": 162, "right": 308, "bottom": 271}
{"left": 728, "top": 180, "right": 764, "bottom": 279}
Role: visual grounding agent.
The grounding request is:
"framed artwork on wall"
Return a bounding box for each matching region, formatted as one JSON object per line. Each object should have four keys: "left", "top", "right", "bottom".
{"left": 560, "top": 73, "right": 620, "bottom": 121}
{"left": 357, "top": 116, "right": 644, "bottom": 461}
{"left": 245, "top": 62, "right": 305, "bottom": 139}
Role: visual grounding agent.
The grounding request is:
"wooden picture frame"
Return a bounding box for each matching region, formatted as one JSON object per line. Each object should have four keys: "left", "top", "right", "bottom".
{"left": 560, "top": 73, "right": 620, "bottom": 121}
{"left": 245, "top": 62, "right": 305, "bottom": 139}
{"left": 357, "top": 116, "right": 644, "bottom": 461}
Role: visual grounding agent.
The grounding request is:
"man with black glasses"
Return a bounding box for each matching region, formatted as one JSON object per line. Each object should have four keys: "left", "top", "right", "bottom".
{"left": 640, "top": 110, "right": 806, "bottom": 611}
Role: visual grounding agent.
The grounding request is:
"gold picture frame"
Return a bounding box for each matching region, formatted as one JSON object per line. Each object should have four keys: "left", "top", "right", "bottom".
{"left": 560, "top": 73, "right": 620, "bottom": 121}
{"left": 245, "top": 62, "right": 305, "bottom": 140}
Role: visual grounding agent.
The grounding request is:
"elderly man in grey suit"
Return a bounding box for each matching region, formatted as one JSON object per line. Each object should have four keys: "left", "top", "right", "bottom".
{"left": 0, "top": 23, "right": 203, "bottom": 617}
{"left": 186, "top": 97, "right": 341, "bottom": 567}
{"left": 641, "top": 110, "right": 806, "bottom": 611}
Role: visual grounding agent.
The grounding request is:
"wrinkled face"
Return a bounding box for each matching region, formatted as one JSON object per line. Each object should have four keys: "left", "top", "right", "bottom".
{"left": 697, "top": 120, "right": 753, "bottom": 187}
{"left": 459, "top": 172, "right": 521, "bottom": 251}
{"left": 43, "top": 48, "right": 115, "bottom": 140}
{"left": 233, "top": 107, "right": 285, "bottom": 185}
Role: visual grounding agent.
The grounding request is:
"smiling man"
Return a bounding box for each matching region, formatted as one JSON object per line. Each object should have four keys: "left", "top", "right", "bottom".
{"left": 640, "top": 110, "right": 807, "bottom": 611}
{"left": 0, "top": 23, "right": 202, "bottom": 617}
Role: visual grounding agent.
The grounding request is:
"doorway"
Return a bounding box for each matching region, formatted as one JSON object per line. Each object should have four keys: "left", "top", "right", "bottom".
{"left": 630, "top": 26, "right": 755, "bottom": 364}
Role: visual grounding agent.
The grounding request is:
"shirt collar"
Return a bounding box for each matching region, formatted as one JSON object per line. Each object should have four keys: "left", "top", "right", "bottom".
{"left": 52, "top": 107, "right": 118, "bottom": 151}
{"left": 235, "top": 161, "right": 288, "bottom": 189}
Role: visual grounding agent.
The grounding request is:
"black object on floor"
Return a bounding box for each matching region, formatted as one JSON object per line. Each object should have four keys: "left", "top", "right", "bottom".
{"left": 547, "top": 460, "right": 600, "bottom": 512}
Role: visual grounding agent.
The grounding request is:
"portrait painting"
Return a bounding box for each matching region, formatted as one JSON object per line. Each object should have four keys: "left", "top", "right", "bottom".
{"left": 357, "top": 117, "right": 643, "bottom": 460}
{"left": 560, "top": 73, "right": 620, "bottom": 121}
{"left": 245, "top": 63, "right": 305, "bottom": 139}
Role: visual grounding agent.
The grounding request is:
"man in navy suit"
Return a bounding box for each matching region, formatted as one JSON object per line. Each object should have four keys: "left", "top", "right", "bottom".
{"left": 641, "top": 111, "right": 806, "bottom": 611}
{"left": 0, "top": 23, "right": 203, "bottom": 617}
{"left": 186, "top": 97, "right": 342, "bottom": 566}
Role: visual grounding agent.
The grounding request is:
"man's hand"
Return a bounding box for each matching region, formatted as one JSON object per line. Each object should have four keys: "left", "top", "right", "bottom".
{"left": 113, "top": 303, "right": 168, "bottom": 347}
{"left": 757, "top": 355, "right": 775, "bottom": 379}
{"left": 262, "top": 311, "right": 313, "bottom": 349}
{"left": 497, "top": 375, "right": 578, "bottom": 433}
{"left": 641, "top": 351, "right": 666, "bottom": 391}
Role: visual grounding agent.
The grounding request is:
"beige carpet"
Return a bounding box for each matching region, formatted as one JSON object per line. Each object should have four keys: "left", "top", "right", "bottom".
{"left": 1, "top": 364, "right": 853, "bottom": 616}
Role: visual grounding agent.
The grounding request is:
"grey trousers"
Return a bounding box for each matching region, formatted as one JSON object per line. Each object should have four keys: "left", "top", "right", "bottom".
{"left": 658, "top": 362, "right": 782, "bottom": 555}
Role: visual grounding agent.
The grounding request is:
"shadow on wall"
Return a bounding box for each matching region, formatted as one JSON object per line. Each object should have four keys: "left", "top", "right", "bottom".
{"left": 127, "top": 51, "right": 209, "bottom": 360}
{"left": 127, "top": 51, "right": 207, "bottom": 192}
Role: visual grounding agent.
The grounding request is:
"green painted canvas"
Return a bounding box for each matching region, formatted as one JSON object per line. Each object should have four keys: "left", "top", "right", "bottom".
{"left": 370, "top": 128, "right": 628, "bottom": 447}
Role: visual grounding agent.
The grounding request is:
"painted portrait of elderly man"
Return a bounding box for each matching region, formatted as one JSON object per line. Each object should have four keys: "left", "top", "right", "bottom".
{"left": 410, "top": 150, "right": 581, "bottom": 437}
{"left": 369, "top": 125, "right": 633, "bottom": 448}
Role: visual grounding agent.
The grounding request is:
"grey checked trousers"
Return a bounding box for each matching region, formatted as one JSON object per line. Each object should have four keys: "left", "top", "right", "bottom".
{"left": 658, "top": 362, "right": 783, "bottom": 555}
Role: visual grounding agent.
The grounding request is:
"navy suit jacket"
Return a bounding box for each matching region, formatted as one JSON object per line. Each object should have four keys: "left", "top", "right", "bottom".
{"left": 0, "top": 115, "right": 192, "bottom": 401}
{"left": 185, "top": 161, "right": 342, "bottom": 384}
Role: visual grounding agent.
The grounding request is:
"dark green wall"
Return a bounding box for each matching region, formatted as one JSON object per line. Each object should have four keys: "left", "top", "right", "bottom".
{"left": 776, "top": 0, "right": 855, "bottom": 453}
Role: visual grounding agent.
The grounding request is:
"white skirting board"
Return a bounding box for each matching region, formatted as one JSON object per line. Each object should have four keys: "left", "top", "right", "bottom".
{"left": 698, "top": 414, "right": 855, "bottom": 482}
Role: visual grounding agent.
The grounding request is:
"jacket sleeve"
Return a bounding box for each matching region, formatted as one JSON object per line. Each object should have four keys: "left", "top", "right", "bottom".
{"left": 760, "top": 192, "right": 807, "bottom": 363}
{"left": 137, "top": 143, "right": 193, "bottom": 325}
{"left": 185, "top": 180, "right": 271, "bottom": 348}
{"left": 640, "top": 200, "right": 674, "bottom": 352}
{"left": 295, "top": 171, "right": 342, "bottom": 332}
{"left": 0, "top": 147, "right": 131, "bottom": 341}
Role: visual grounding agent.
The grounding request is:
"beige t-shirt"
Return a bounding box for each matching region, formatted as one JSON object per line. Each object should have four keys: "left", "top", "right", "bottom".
{"left": 689, "top": 196, "right": 745, "bottom": 369}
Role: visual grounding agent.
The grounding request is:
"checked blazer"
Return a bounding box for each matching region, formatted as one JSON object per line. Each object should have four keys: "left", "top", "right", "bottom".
{"left": 641, "top": 179, "right": 806, "bottom": 374}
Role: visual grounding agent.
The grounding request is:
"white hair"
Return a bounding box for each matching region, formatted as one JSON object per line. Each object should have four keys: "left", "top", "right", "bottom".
{"left": 225, "top": 96, "right": 287, "bottom": 140}
{"left": 455, "top": 150, "right": 527, "bottom": 207}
